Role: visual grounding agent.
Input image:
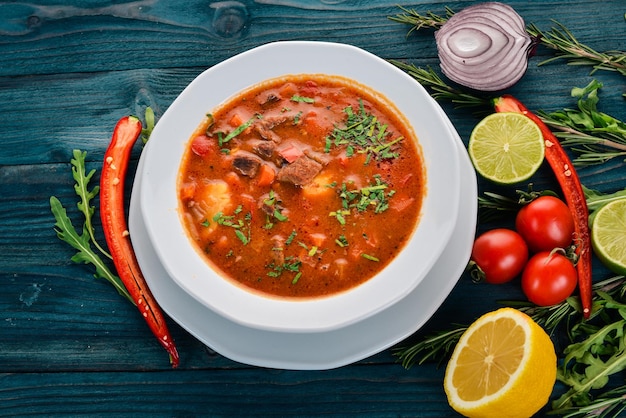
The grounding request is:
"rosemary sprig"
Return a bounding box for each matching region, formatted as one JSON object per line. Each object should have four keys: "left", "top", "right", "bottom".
{"left": 388, "top": 5, "right": 453, "bottom": 33}
{"left": 393, "top": 276, "right": 626, "bottom": 370}
{"left": 393, "top": 326, "right": 467, "bottom": 368}
{"left": 387, "top": 61, "right": 491, "bottom": 109}
{"left": 527, "top": 22, "right": 626, "bottom": 77}
{"left": 477, "top": 186, "right": 560, "bottom": 224}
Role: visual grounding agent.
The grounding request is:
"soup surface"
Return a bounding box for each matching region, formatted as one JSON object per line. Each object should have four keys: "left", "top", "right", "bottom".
{"left": 178, "top": 74, "right": 425, "bottom": 298}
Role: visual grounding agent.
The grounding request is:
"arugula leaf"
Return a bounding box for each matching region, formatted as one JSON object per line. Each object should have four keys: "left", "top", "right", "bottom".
{"left": 71, "top": 149, "right": 111, "bottom": 259}
{"left": 50, "top": 196, "right": 133, "bottom": 304}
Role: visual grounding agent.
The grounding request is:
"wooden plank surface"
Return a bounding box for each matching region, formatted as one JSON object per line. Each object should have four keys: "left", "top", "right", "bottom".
{"left": 1, "top": 0, "right": 625, "bottom": 416}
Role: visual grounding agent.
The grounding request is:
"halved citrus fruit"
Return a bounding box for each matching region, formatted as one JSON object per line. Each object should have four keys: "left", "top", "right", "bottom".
{"left": 469, "top": 112, "right": 545, "bottom": 184}
{"left": 444, "top": 307, "right": 556, "bottom": 418}
{"left": 591, "top": 198, "right": 626, "bottom": 275}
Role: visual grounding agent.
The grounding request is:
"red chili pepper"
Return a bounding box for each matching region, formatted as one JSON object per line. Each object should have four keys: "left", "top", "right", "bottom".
{"left": 494, "top": 95, "right": 593, "bottom": 318}
{"left": 100, "top": 116, "right": 180, "bottom": 367}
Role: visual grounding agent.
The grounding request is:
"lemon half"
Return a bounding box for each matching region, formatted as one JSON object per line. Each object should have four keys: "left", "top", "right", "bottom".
{"left": 443, "top": 308, "right": 556, "bottom": 418}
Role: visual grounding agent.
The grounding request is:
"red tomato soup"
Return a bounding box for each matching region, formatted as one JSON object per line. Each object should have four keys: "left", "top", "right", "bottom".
{"left": 178, "top": 74, "right": 425, "bottom": 299}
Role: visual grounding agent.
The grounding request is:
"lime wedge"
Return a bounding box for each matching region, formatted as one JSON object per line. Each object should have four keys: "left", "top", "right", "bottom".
{"left": 469, "top": 112, "right": 545, "bottom": 184}
{"left": 592, "top": 198, "right": 626, "bottom": 275}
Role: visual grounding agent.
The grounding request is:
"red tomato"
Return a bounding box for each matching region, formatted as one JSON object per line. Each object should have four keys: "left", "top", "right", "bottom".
{"left": 521, "top": 251, "right": 578, "bottom": 306}
{"left": 471, "top": 229, "right": 529, "bottom": 284}
{"left": 191, "top": 135, "right": 214, "bottom": 157}
{"left": 515, "top": 196, "right": 575, "bottom": 253}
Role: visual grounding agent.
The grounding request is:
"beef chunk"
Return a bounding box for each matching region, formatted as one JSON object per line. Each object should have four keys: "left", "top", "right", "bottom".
{"left": 304, "top": 149, "right": 331, "bottom": 166}
{"left": 254, "top": 115, "right": 288, "bottom": 143}
{"left": 251, "top": 140, "right": 276, "bottom": 159}
{"left": 277, "top": 156, "right": 323, "bottom": 186}
{"left": 232, "top": 151, "right": 262, "bottom": 177}
{"left": 257, "top": 92, "right": 280, "bottom": 107}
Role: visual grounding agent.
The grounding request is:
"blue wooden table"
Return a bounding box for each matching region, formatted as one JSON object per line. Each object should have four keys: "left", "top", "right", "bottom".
{"left": 1, "top": 1, "right": 625, "bottom": 416}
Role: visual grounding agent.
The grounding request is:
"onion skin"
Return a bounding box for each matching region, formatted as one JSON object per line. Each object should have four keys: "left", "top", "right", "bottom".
{"left": 435, "top": 2, "right": 532, "bottom": 91}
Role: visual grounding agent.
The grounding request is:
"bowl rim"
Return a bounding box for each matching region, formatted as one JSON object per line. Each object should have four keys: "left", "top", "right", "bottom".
{"left": 139, "top": 40, "right": 461, "bottom": 333}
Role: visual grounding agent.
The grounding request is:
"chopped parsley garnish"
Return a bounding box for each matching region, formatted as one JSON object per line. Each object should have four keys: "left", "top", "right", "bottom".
{"left": 217, "top": 114, "right": 261, "bottom": 146}
{"left": 213, "top": 206, "right": 252, "bottom": 245}
{"left": 329, "top": 209, "right": 350, "bottom": 225}
{"left": 285, "top": 230, "right": 297, "bottom": 245}
{"left": 361, "top": 253, "right": 379, "bottom": 262}
{"left": 290, "top": 94, "right": 315, "bottom": 103}
{"left": 262, "top": 190, "right": 288, "bottom": 228}
{"left": 267, "top": 256, "right": 303, "bottom": 284}
{"left": 329, "top": 175, "right": 394, "bottom": 224}
{"left": 335, "top": 235, "right": 349, "bottom": 247}
{"left": 324, "top": 99, "right": 403, "bottom": 164}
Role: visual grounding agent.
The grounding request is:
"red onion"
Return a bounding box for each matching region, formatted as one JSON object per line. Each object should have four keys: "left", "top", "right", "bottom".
{"left": 434, "top": 2, "right": 533, "bottom": 91}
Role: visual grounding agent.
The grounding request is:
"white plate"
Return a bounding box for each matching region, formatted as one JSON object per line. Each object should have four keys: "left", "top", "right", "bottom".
{"left": 138, "top": 41, "right": 461, "bottom": 333}
{"left": 129, "top": 109, "right": 477, "bottom": 370}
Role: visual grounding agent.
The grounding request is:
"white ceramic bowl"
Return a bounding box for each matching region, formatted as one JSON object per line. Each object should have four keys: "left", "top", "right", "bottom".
{"left": 139, "top": 41, "right": 461, "bottom": 333}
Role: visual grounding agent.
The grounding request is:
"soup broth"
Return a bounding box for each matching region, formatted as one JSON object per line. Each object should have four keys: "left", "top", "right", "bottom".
{"left": 178, "top": 74, "right": 425, "bottom": 298}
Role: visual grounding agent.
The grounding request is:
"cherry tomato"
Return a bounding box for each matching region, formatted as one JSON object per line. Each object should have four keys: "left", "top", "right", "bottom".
{"left": 515, "top": 196, "right": 575, "bottom": 253}
{"left": 521, "top": 251, "right": 578, "bottom": 306}
{"left": 471, "top": 229, "right": 529, "bottom": 284}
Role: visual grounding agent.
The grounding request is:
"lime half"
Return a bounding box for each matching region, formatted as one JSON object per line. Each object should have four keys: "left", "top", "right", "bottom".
{"left": 592, "top": 198, "right": 626, "bottom": 275}
{"left": 469, "top": 112, "right": 545, "bottom": 184}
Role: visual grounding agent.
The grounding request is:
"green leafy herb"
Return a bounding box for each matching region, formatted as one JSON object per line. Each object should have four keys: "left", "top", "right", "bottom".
{"left": 285, "top": 230, "right": 297, "bottom": 245}
{"left": 335, "top": 235, "right": 349, "bottom": 248}
{"left": 539, "top": 80, "right": 626, "bottom": 166}
{"left": 386, "top": 61, "right": 491, "bottom": 109}
{"left": 291, "top": 94, "right": 315, "bottom": 103}
{"left": 388, "top": 5, "right": 452, "bottom": 33}
{"left": 361, "top": 253, "right": 379, "bottom": 262}
{"left": 325, "top": 100, "right": 404, "bottom": 163}
{"left": 329, "top": 209, "right": 350, "bottom": 225}
{"left": 330, "top": 176, "right": 394, "bottom": 224}
{"left": 355, "top": 175, "right": 393, "bottom": 213}
{"left": 394, "top": 326, "right": 468, "bottom": 368}
{"left": 262, "top": 190, "right": 288, "bottom": 228}
{"left": 214, "top": 205, "right": 252, "bottom": 245}
{"left": 292, "top": 272, "right": 302, "bottom": 284}
{"left": 267, "top": 256, "right": 303, "bottom": 283}
{"left": 526, "top": 22, "right": 626, "bottom": 79}
{"left": 50, "top": 151, "right": 133, "bottom": 304}
{"left": 70, "top": 150, "right": 111, "bottom": 259}
{"left": 218, "top": 115, "right": 258, "bottom": 146}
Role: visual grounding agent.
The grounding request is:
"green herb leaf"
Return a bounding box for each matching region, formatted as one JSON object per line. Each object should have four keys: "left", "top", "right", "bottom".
{"left": 361, "top": 253, "right": 379, "bottom": 262}
{"left": 291, "top": 94, "right": 315, "bottom": 103}
{"left": 50, "top": 196, "right": 133, "bottom": 304}
{"left": 70, "top": 150, "right": 111, "bottom": 259}
{"left": 219, "top": 115, "right": 257, "bottom": 146}
{"left": 325, "top": 99, "right": 404, "bottom": 163}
